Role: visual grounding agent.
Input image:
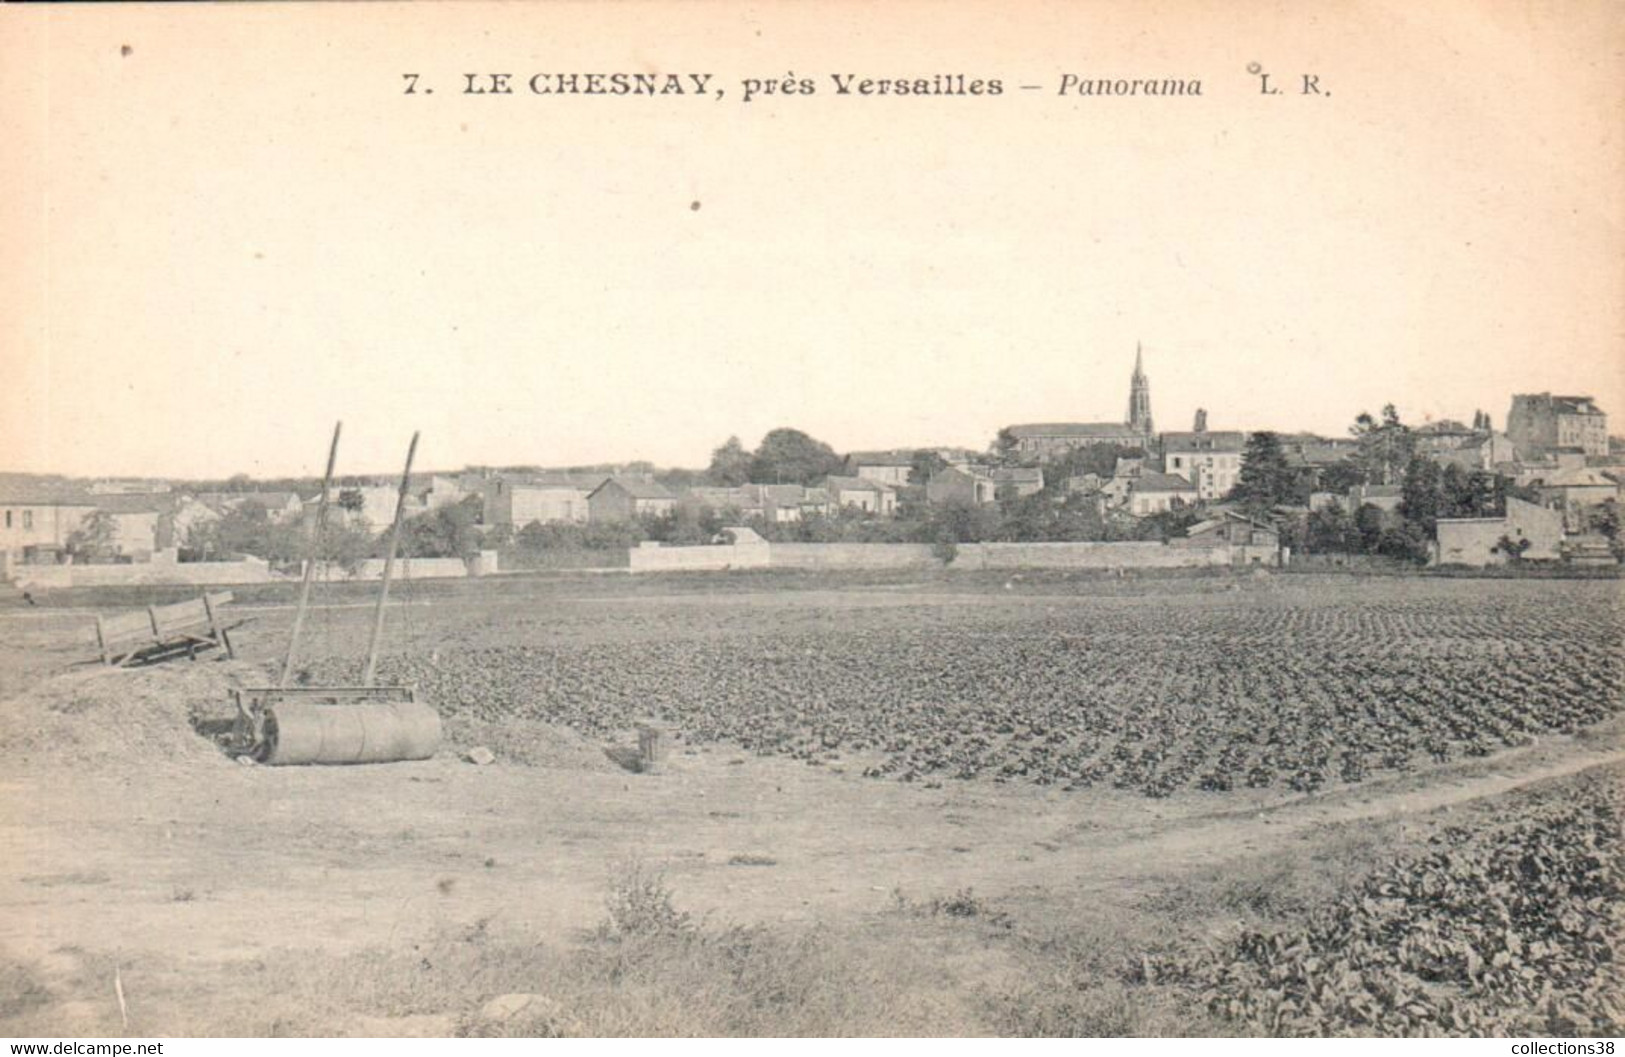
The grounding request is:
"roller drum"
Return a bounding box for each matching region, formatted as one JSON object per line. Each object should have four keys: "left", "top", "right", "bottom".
{"left": 262, "top": 700, "right": 442, "bottom": 765}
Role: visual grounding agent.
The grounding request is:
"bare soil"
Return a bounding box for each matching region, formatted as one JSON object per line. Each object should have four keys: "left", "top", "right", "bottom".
{"left": 0, "top": 571, "right": 1619, "bottom": 1035}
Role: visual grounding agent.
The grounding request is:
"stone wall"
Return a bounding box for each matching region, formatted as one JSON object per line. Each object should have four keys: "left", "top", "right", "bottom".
{"left": 13, "top": 551, "right": 276, "bottom": 589}
{"left": 10, "top": 549, "right": 500, "bottom": 588}
{"left": 625, "top": 539, "right": 1272, "bottom": 573}
{"left": 956, "top": 541, "right": 1222, "bottom": 569}
{"left": 305, "top": 550, "right": 499, "bottom": 581}
{"left": 767, "top": 543, "right": 938, "bottom": 569}
{"left": 627, "top": 541, "right": 771, "bottom": 573}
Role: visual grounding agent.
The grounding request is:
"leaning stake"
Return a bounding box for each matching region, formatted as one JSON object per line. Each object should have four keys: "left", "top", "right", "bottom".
{"left": 280, "top": 420, "right": 342, "bottom": 688}
{"left": 362, "top": 431, "right": 418, "bottom": 686}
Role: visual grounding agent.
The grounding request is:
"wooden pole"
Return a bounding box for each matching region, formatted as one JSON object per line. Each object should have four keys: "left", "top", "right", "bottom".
{"left": 280, "top": 421, "right": 342, "bottom": 688}
{"left": 362, "top": 431, "right": 418, "bottom": 686}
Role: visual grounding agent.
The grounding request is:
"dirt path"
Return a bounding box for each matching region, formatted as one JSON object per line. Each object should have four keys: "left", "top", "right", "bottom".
{"left": 3, "top": 715, "right": 1618, "bottom": 978}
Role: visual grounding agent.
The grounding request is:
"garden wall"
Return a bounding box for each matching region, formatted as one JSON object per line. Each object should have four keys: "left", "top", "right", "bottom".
{"left": 626, "top": 540, "right": 1275, "bottom": 573}
{"left": 767, "top": 543, "right": 938, "bottom": 570}
{"left": 628, "top": 540, "right": 771, "bottom": 573}
{"left": 955, "top": 541, "right": 1222, "bottom": 570}
{"left": 11, "top": 549, "right": 500, "bottom": 588}
{"left": 305, "top": 551, "right": 499, "bottom": 581}
{"left": 13, "top": 553, "right": 277, "bottom": 589}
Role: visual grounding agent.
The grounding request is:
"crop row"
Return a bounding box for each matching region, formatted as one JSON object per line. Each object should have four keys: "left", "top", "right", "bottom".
{"left": 1139, "top": 771, "right": 1624, "bottom": 1035}
{"left": 295, "top": 592, "right": 1624, "bottom": 798}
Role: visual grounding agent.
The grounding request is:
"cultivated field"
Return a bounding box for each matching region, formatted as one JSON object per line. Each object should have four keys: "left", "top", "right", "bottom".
{"left": 0, "top": 570, "right": 1620, "bottom": 1036}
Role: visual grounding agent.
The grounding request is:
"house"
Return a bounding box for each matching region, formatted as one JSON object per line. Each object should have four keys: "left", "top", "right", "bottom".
{"left": 1347, "top": 484, "right": 1404, "bottom": 513}
{"left": 192, "top": 491, "right": 304, "bottom": 522}
{"left": 171, "top": 490, "right": 303, "bottom": 547}
{"left": 485, "top": 473, "right": 600, "bottom": 528}
{"left": 754, "top": 484, "right": 831, "bottom": 522}
{"left": 331, "top": 484, "right": 427, "bottom": 531}
{"left": 1125, "top": 471, "right": 1196, "bottom": 516}
{"left": 1507, "top": 393, "right": 1609, "bottom": 457}
{"left": 1174, "top": 509, "right": 1281, "bottom": 549}
{"left": 927, "top": 466, "right": 997, "bottom": 506}
{"left": 686, "top": 484, "right": 830, "bottom": 522}
{"left": 686, "top": 486, "right": 761, "bottom": 517}
{"left": 1528, "top": 465, "right": 1621, "bottom": 532}
{"left": 424, "top": 474, "right": 473, "bottom": 509}
{"left": 843, "top": 451, "right": 915, "bottom": 488}
{"left": 819, "top": 475, "right": 897, "bottom": 516}
{"left": 1280, "top": 434, "right": 1359, "bottom": 488}
{"left": 1161, "top": 430, "right": 1246, "bottom": 500}
{"left": 587, "top": 478, "right": 676, "bottom": 523}
{"left": 1424, "top": 432, "right": 1517, "bottom": 473}
{"left": 88, "top": 479, "right": 172, "bottom": 495}
{"left": 1434, "top": 497, "right": 1565, "bottom": 566}
{"left": 1112, "top": 455, "right": 1145, "bottom": 479}
{"left": 991, "top": 466, "right": 1044, "bottom": 499}
{"left": 1067, "top": 473, "right": 1105, "bottom": 496}
{"left": 0, "top": 482, "right": 168, "bottom": 562}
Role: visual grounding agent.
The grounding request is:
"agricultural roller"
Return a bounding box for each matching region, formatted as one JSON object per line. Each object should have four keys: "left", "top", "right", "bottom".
{"left": 230, "top": 424, "right": 442, "bottom": 766}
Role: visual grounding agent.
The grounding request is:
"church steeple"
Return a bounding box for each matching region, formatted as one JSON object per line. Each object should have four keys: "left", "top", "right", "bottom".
{"left": 1128, "top": 343, "right": 1153, "bottom": 436}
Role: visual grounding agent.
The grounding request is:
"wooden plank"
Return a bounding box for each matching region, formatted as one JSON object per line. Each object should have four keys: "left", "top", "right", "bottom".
{"left": 200, "top": 592, "right": 221, "bottom": 640}
{"left": 150, "top": 598, "right": 209, "bottom": 630}
{"left": 98, "top": 611, "right": 155, "bottom": 642}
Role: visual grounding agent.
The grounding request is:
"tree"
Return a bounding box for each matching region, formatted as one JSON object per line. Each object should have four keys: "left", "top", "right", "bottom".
{"left": 1353, "top": 503, "right": 1387, "bottom": 553}
{"left": 66, "top": 510, "right": 120, "bottom": 563}
{"left": 705, "top": 436, "right": 753, "bottom": 487}
{"left": 1439, "top": 465, "right": 1497, "bottom": 520}
{"left": 1229, "top": 432, "right": 1296, "bottom": 511}
{"left": 316, "top": 518, "right": 378, "bottom": 575}
{"left": 925, "top": 499, "right": 1001, "bottom": 544}
{"left": 400, "top": 496, "right": 483, "bottom": 560}
{"left": 747, "top": 428, "right": 843, "bottom": 485}
{"left": 1316, "top": 460, "right": 1366, "bottom": 496}
{"left": 1399, "top": 455, "right": 1443, "bottom": 535}
{"left": 908, "top": 450, "right": 949, "bottom": 486}
{"left": 993, "top": 427, "right": 1020, "bottom": 463}
{"left": 1305, "top": 505, "right": 1360, "bottom": 553}
{"left": 1350, "top": 404, "right": 1415, "bottom": 487}
{"left": 337, "top": 488, "right": 365, "bottom": 516}
{"left": 1377, "top": 522, "right": 1431, "bottom": 564}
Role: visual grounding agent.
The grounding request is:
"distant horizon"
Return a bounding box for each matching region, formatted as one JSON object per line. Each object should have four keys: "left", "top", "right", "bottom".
{"left": 0, "top": 387, "right": 1616, "bottom": 484}
{"left": 6, "top": 4, "right": 1621, "bottom": 481}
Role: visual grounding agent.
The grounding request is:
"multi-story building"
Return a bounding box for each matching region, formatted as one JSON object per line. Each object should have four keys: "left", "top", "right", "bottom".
{"left": 484, "top": 473, "right": 601, "bottom": 528}
{"left": 0, "top": 483, "right": 168, "bottom": 562}
{"left": 1161, "top": 430, "right": 1246, "bottom": 500}
{"left": 1507, "top": 393, "right": 1609, "bottom": 457}
{"left": 1126, "top": 471, "right": 1196, "bottom": 515}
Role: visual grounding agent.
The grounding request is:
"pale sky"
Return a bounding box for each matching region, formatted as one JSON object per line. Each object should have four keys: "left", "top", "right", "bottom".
{"left": 3, "top": 0, "right": 1621, "bottom": 478}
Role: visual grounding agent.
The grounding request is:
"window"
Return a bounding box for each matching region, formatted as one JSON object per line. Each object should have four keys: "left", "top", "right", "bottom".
{"left": 3, "top": 510, "right": 9, "bottom": 528}
{"left": 22, "top": 510, "right": 33, "bottom": 530}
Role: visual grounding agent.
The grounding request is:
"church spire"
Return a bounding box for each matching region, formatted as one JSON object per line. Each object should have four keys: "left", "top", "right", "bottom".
{"left": 1128, "top": 343, "right": 1153, "bottom": 436}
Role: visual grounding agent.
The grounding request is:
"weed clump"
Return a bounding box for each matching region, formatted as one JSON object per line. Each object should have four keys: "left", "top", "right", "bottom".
{"left": 596, "top": 861, "right": 693, "bottom": 941}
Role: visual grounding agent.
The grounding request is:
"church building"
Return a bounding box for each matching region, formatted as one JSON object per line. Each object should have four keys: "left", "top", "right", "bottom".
{"left": 1000, "top": 346, "right": 1156, "bottom": 461}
